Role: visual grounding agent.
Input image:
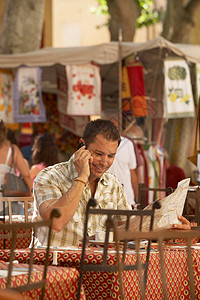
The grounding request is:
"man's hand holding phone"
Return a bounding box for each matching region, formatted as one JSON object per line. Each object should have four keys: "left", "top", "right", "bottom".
{"left": 74, "top": 144, "right": 93, "bottom": 181}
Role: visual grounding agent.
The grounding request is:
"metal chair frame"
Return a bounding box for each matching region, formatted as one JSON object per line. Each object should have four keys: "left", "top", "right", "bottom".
{"left": 184, "top": 188, "right": 200, "bottom": 225}
{"left": 0, "top": 208, "right": 60, "bottom": 300}
{"left": 138, "top": 183, "right": 200, "bottom": 225}
{"left": 112, "top": 228, "right": 200, "bottom": 300}
{"left": 77, "top": 197, "right": 161, "bottom": 300}
{"left": 138, "top": 183, "right": 173, "bottom": 209}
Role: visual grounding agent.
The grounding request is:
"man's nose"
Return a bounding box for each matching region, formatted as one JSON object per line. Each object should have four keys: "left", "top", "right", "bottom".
{"left": 100, "top": 156, "right": 109, "bottom": 166}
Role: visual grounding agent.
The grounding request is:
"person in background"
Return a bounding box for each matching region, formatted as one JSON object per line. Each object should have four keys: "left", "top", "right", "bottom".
{"left": 103, "top": 114, "right": 139, "bottom": 208}
{"left": 0, "top": 120, "right": 32, "bottom": 214}
{"left": 33, "top": 119, "right": 191, "bottom": 248}
{"left": 7, "top": 128, "right": 30, "bottom": 172}
{"left": 107, "top": 128, "right": 139, "bottom": 207}
{"left": 30, "top": 133, "right": 59, "bottom": 184}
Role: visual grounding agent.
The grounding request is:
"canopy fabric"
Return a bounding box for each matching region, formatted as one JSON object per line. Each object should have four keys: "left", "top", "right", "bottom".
{"left": 0, "top": 36, "right": 200, "bottom": 68}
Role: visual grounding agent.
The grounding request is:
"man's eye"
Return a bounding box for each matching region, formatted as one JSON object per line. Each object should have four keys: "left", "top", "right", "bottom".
{"left": 95, "top": 152, "right": 102, "bottom": 156}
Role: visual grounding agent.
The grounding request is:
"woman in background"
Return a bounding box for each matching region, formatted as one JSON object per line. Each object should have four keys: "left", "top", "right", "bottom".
{"left": 30, "top": 133, "right": 59, "bottom": 183}
{"left": 0, "top": 120, "right": 32, "bottom": 214}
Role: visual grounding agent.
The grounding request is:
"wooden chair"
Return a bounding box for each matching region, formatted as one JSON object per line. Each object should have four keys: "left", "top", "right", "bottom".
{"left": 138, "top": 183, "right": 173, "bottom": 209}
{"left": 0, "top": 197, "right": 34, "bottom": 249}
{"left": 0, "top": 208, "right": 60, "bottom": 300}
{"left": 112, "top": 227, "right": 200, "bottom": 300}
{"left": 0, "top": 196, "right": 34, "bottom": 223}
{"left": 77, "top": 197, "right": 161, "bottom": 300}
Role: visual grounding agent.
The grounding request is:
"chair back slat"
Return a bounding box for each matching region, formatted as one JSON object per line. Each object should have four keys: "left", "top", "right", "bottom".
{"left": 138, "top": 183, "right": 173, "bottom": 209}
{"left": 0, "top": 209, "right": 61, "bottom": 300}
{"left": 0, "top": 196, "right": 34, "bottom": 223}
{"left": 113, "top": 228, "right": 199, "bottom": 300}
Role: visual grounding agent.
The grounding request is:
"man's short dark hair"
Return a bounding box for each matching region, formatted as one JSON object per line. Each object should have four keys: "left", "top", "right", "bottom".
{"left": 83, "top": 119, "right": 121, "bottom": 147}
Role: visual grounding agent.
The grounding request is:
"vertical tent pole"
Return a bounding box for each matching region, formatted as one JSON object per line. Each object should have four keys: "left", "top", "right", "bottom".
{"left": 118, "top": 28, "right": 122, "bottom": 134}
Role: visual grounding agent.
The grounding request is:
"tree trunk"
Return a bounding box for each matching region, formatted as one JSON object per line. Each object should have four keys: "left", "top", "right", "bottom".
{"left": 161, "top": 0, "right": 200, "bottom": 43}
{"left": 0, "top": 0, "right": 45, "bottom": 54}
{"left": 107, "top": 0, "right": 140, "bottom": 41}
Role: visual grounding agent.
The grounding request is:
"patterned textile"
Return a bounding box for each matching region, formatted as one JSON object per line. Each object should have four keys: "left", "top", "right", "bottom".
{"left": 65, "top": 63, "right": 101, "bottom": 115}
{"left": 0, "top": 262, "right": 86, "bottom": 300}
{"left": 0, "top": 224, "right": 32, "bottom": 249}
{"left": 13, "top": 67, "right": 46, "bottom": 123}
{"left": 127, "top": 63, "right": 147, "bottom": 117}
{"left": 0, "top": 70, "right": 14, "bottom": 123}
{"left": 164, "top": 59, "right": 195, "bottom": 118}
{"left": 33, "top": 155, "right": 131, "bottom": 247}
{"left": 1, "top": 247, "right": 200, "bottom": 300}
{"left": 57, "top": 67, "right": 89, "bottom": 136}
{"left": 122, "top": 66, "right": 132, "bottom": 115}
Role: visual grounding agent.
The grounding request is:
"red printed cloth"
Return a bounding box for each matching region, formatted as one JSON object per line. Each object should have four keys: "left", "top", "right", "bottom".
{"left": 65, "top": 64, "right": 101, "bottom": 116}
{"left": 0, "top": 221, "right": 31, "bottom": 249}
{"left": 0, "top": 262, "right": 86, "bottom": 300}
{"left": 0, "top": 247, "right": 199, "bottom": 299}
{"left": 127, "top": 64, "right": 147, "bottom": 117}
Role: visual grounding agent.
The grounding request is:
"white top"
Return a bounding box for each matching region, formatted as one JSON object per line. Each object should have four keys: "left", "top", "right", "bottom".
{"left": 108, "top": 136, "right": 137, "bottom": 205}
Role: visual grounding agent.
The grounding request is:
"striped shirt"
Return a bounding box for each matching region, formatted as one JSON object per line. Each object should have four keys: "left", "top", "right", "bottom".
{"left": 33, "top": 154, "right": 131, "bottom": 247}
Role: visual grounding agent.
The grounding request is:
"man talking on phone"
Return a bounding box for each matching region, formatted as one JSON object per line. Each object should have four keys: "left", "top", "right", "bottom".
{"left": 33, "top": 119, "right": 191, "bottom": 247}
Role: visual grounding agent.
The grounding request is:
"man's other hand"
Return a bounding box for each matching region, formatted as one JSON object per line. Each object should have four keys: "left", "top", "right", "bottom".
{"left": 172, "top": 215, "right": 191, "bottom": 230}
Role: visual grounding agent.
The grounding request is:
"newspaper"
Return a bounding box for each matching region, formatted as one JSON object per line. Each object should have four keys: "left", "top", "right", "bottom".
{"left": 127, "top": 178, "right": 191, "bottom": 231}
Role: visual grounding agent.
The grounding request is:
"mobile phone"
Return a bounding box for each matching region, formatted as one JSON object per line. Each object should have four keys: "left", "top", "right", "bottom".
{"left": 77, "top": 141, "right": 85, "bottom": 150}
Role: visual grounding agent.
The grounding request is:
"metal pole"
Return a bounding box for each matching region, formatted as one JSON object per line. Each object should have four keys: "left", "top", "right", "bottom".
{"left": 118, "top": 28, "right": 122, "bottom": 133}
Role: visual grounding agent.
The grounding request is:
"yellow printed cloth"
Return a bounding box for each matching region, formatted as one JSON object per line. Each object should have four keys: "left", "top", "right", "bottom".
{"left": 164, "top": 59, "right": 195, "bottom": 118}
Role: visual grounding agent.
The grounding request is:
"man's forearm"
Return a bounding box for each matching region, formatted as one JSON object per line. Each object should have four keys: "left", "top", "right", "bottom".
{"left": 39, "top": 180, "right": 86, "bottom": 231}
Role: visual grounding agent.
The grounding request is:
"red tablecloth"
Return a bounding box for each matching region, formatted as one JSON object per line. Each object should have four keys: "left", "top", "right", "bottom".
{"left": 0, "top": 246, "right": 199, "bottom": 299}
{"left": 0, "top": 218, "right": 32, "bottom": 249}
{"left": 0, "top": 261, "right": 86, "bottom": 300}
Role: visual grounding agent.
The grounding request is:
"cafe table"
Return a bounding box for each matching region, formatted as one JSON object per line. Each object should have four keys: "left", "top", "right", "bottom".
{"left": 0, "top": 261, "right": 86, "bottom": 300}
{"left": 0, "top": 243, "right": 200, "bottom": 300}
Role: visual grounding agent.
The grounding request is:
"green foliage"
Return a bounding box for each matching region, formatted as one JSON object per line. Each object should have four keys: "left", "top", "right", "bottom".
{"left": 136, "top": 0, "right": 163, "bottom": 28}
{"left": 90, "top": 0, "right": 109, "bottom": 16}
{"left": 91, "top": 0, "right": 163, "bottom": 28}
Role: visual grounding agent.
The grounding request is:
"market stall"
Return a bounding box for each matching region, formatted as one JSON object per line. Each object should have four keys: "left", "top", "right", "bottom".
{"left": 1, "top": 36, "right": 200, "bottom": 194}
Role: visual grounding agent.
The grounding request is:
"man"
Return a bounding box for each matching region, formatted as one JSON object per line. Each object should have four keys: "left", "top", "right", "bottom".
{"left": 33, "top": 119, "right": 190, "bottom": 247}
{"left": 33, "top": 119, "right": 131, "bottom": 247}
